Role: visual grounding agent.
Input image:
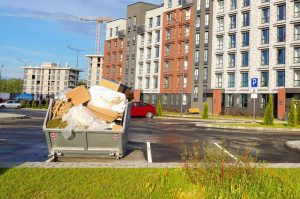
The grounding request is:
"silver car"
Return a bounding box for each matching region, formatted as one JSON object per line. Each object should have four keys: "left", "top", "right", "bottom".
{"left": 0, "top": 100, "right": 22, "bottom": 109}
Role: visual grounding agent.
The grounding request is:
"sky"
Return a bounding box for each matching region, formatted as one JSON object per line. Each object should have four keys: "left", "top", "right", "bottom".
{"left": 0, "top": 0, "right": 162, "bottom": 79}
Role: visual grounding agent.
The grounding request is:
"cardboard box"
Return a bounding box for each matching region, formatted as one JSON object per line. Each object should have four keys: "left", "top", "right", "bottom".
{"left": 87, "top": 104, "right": 120, "bottom": 123}
{"left": 112, "top": 124, "right": 123, "bottom": 132}
{"left": 65, "top": 85, "right": 91, "bottom": 106}
{"left": 99, "top": 79, "right": 133, "bottom": 100}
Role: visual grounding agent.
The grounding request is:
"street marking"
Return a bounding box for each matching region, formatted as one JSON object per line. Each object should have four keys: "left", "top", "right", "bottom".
{"left": 147, "top": 142, "right": 152, "bottom": 163}
{"left": 214, "top": 142, "right": 243, "bottom": 163}
{"left": 0, "top": 139, "right": 7, "bottom": 141}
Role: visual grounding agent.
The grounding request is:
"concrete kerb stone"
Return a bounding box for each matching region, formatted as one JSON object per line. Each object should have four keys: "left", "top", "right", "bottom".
{"left": 285, "top": 141, "right": 300, "bottom": 152}
{"left": 0, "top": 113, "right": 28, "bottom": 120}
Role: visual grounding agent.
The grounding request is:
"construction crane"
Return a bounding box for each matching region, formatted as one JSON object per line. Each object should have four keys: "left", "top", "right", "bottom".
{"left": 0, "top": 12, "right": 112, "bottom": 54}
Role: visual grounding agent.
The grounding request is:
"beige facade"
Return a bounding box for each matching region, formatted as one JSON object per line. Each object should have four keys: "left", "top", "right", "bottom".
{"left": 86, "top": 55, "right": 104, "bottom": 87}
{"left": 22, "top": 62, "right": 80, "bottom": 99}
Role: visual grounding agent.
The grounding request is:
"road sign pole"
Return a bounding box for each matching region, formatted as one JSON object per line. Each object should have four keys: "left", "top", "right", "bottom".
{"left": 253, "top": 98, "right": 256, "bottom": 122}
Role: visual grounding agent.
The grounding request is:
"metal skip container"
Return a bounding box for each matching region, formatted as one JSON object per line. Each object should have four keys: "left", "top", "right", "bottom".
{"left": 43, "top": 99, "right": 131, "bottom": 159}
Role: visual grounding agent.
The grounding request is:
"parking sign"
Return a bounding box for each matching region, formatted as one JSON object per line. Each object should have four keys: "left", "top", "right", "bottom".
{"left": 251, "top": 78, "right": 258, "bottom": 88}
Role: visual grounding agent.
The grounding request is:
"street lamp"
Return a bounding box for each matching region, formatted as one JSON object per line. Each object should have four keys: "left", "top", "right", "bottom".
{"left": 16, "top": 59, "right": 32, "bottom": 67}
{"left": 171, "top": 18, "right": 196, "bottom": 117}
{"left": 0, "top": 65, "right": 4, "bottom": 91}
{"left": 67, "top": 45, "right": 85, "bottom": 68}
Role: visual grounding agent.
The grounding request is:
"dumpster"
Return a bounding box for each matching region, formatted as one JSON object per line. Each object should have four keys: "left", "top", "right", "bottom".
{"left": 43, "top": 99, "right": 131, "bottom": 159}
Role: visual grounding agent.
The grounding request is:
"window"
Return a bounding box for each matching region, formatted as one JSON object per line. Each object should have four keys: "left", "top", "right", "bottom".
{"left": 165, "top": 61, "right": 170, "bottom": 72}
{"left": 205, "top": 32, "right": 209, "bottom": 44}
{"left": 218, "top": 0, "right": 224, "bottom": 13}
{"left": 230, "top": 15, "right": 237, "bottom": 29}
{"left": 178, "top": 0, "right": 182, "bottom": 5}
{"left": 277, "top": 48, "right": 285, "bottom": 64}
{"left": 204, "top": 49, "right": 208, "bottom": 63}
{"left": 243, "top": 0, "right": 250, "bottom": 7}
{"left": 128, "top": 18, "right": 131, "bottom": 28}
{"left": 146, "top": 63, "right": 151, "bottom": 73}
{"left": 194, "top": 68, "right": 199, "bottom": 82}
{"left": 217, "top": 36, "right": 224, "bottom": 50}
{"left": 194, "top": 86, "right": 199, "bottom": 101}
{"left": 243, "top": 12, "right": 250, "bottom": 27}
{"left": 145, "top": 78, "right": 150, "bottom": 89}
{"left": 294, "top": 70, "right": 300, "bottom": 86}
{"left": 184, "top": 59, "right": 188, "bottom": 70}
{"left": 156, "top": 15, "right": 161, "bottom": 26}
{"left": 197, "top": 0, "right": 201, "bottom": 10}
{"left": 195, "top": 50, "right": 199, "bottom": 63}
{"left": 231, "top": 0, "right": 237, "bottom": 10}
{"left": 242, "top": 32, "right": 250, "bottom": 47}
{"left": 196, "top": 33, "right": 200, "bottom": 45}
{"left": 240, "top": 94, "right": 248, "bottom": 108}
{"left": 205, "top": 0, "right": 210, "bottom": 8}
{"left": 166, "top": 29, "right": 171, "bottom": 40}
{"left": 229, "top": 34, "right": 236, "bottom": 48}
{"left": 295, "top": 25, "right": 300, "bottom": 40}
{"left": 204, "top": 67, "right": 208, "bottom": 81}
{"left": 185, "top": 9, "right": 190, "bottom": 20}
{"left": 229, "top": 53, "right": 236, "bottom": 68}
{"left": 241, "top": 72, "right": 249, "bottom": 87}
{"left": 149, "top": 18, "right": 153, "bottom": 28}
{"left": 133, "top": 16, "right": 137, "bottom": 26}
{"left": 154, "top": 62, "right": 159, "bottom": 73}
{"left": 168, "top": 0, "right": 172, "bottom": 8}
{"left": 156, "top": 31, "right": 160, "bottom": 43}
{"left": 166, "top": 45, "right": 170, "bottom": 56}
{"left": 225, "top": 94, "right": 234, "bottom": 107}
{"left": 153, "top": 77, "right": 158, "bottom": 89}
{"left": 216, "top": 73, "right": 223, "bottom": 88}
{"left": 167, "top": 13, "right": 172, "bottom": 22}
{"left": 296, "top": 2, "right": 300, "bottom": 17}
{"left": 109, "top": 28, "right": 113, "bottom": 37}
{"left": 217, "top": 55, "right": 223, "bottom": 69}
{"left": 155, "top": 47, "right": 159, "bottom": 58}
{"left": 242, "top": 52, "right": 249, "bottom": 67}
{"left": 261, "top": 50, "right": 269, "bottom": 66}
{"left": 164, "top": 77, "right": 169, "bottom": 89}
{"left": 261, "top": 71, "right": 269, "bottom": 87}
{"left": 217, "top": 18, "right": 224, "bottom": 31}
{"left": 196, "top": 16, "right": 201, "bottom": 28}
{"left": 295, "top": 48, "right": 300, "bottom": 63}
{"left": 182, "top": 94, "right": 187, "bottom": 105}
{"left": 205, "top": 14, "right": 209, "bottom": 26}
{"left": 277, "top": 70, "right": 285, "bottom": 87}
{"left": 278, "top": 4, "right": 286, "bottom": 21}
{"left": 228, "top": 73, "right": 235, "bottom": 87}
{"left": 277, "top": 26, "right": 286, "bottom": 42}
{"left": 262, "top": 8, "right": 269, "bottom": 23}
{"left": 261, "top": 28, "right": 269, "bottom": 44}
{"left": 115, "top": 27, "right": 118, "bottom": 36}
{"left": 184, "top": 76, "right": 188, "bottom": 88}
{"left": 260, "top": 94, "right": 268, "bottom": 108}
{"left": 185, "top": 25, "right": 190, "bottom": 37}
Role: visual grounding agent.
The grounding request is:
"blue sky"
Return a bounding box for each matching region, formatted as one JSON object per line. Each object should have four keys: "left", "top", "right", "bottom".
{"left": 0, "top": 0, "right": 162, "bottom": 79}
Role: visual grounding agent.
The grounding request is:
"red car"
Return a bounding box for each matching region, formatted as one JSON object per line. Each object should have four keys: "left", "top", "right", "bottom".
{"left": 131, "top": 102, "right": 156, "bottom": 118}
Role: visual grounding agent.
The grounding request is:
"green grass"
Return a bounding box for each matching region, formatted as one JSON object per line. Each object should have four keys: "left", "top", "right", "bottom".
{"left": 218, "top": 122, "right": 300, "bottom": 129}
{"left": 0, "top": 168, "right": 300, "bottom": 198}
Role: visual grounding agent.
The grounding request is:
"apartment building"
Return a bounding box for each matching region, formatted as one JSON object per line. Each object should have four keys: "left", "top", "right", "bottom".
{"left": 125, "top": 2, "right": 159, "bottom": 88}
{"left": 135, "top": 6, "right": 164, "bottom": 105}
{"left": 211, "top": 0, "right": 300, "bottom": 118}
{"left": 22, "top": 62, "right": 80, "bottom": 100}
{"left": 160, "top": 0, "right": 195, "bottom": 111}
{"left": 103, "top": 19, "right": 127, "bottom": 84}
{"left": 86, "top": 54, "right": 104, "bottom": 87}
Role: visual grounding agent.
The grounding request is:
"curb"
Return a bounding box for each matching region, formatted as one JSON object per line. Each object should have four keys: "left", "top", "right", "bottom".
{"left": 22, "top": 108, "right": 47, "bottom": 112}
{"left": 285, "top": 141, "right": 300, "bottom": 152}
{"left": 195, "top": 123, "right": 300, "bottom": 133}
{"left": 2, "top": 162, "right": 300, "bottom": 168}
{"left": 0, "top": 115, "right": 29, "bottom": 120}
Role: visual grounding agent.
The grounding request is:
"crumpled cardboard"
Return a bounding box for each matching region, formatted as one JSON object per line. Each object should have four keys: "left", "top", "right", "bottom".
{"left": 112, "top": 124, "right": 123, "bottom": 132}
{"left": 65, "top": 85, "right": 91, "bottom": 105}
{"left": 99, "top": 79, "right": 133, "bottom": 101}
{"left": 87, "top": 104, "right": 120, "bottom": 123}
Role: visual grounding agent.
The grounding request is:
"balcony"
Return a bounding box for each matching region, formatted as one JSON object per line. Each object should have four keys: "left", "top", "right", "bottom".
{"left": 118, "top": 30, "right": 125, "bottom": 38}
{"left": 137, "top": 25, "right": 145, "bottom": 34}
{"left": 182, "top": 0, "right": 193, "bottom": 8}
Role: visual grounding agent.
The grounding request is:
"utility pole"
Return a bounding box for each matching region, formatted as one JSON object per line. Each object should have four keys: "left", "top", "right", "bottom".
{"left": 0, "top": 65, "right": 4, "bottom": 92}
{"left": 67, "top": 45, "right": 85, "bottom": 68}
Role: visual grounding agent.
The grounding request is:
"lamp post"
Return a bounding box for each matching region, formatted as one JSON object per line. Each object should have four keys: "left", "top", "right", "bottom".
{"left": 16, "top": 59, "right": 32, "bottom": 67}
{"left": 67, "top": 45, "right": 85, "bottom": 68}
{"left": 0, "top": 65, "right": 4, "bottom": 91}
{"left": 171, "top": 18, "right": 196, "bottom": 117}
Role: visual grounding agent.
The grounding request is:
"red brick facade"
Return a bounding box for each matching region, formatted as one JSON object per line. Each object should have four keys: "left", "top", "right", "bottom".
{"left": 213, "top": 89, "right": 222, "bottom": 115}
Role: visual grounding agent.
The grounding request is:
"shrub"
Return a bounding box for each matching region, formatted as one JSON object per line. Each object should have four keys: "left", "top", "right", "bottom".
{"left": 31, "top": 101, "right": 36, "bottom": 109}
{"left": 45, "top": 100, "right": 49, "bottom": 109}
{"left": 26, "top": 101, "right": 31, "bottom": 108}
{"left": 38, "top": 100, "right": 42, "bottom": 109}
{"left": 202, "top": 102, "right": 209, "bottom": 119}
{"left": 156, "top": 100, "right": 163, "bottom": 116}
{"left": 287, "top": 98, "right": 297, "bottom": 127}
{"left": 297, "top": 101, "right": 300, "bottom": 126}
{"left": 263, "top": 94, "right": 274, "bottom": 125}
{"left": 21, "top": 100, "right": 25, "bottom": 108}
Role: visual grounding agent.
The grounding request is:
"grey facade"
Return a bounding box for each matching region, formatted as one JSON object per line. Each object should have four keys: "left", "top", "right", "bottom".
{"left": 125, "top": 2, "right": 159, "bottom": 88}
{"left": 191, "top": 0, "right": 213, "bottom": 113}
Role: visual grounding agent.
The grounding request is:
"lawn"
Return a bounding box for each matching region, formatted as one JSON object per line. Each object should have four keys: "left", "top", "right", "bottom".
{"left": 218, "top": 122, "right": 300, "bottom": 129}
{"left": 0, "top": 168, "right": 299, "bottom": 198}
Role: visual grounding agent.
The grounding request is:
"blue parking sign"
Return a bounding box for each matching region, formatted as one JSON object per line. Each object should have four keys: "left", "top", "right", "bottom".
{"left": 251, "top": 78, "right": 258, "bottom": 88}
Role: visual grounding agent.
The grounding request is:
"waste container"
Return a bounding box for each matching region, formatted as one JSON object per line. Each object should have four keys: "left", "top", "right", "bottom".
{"left": 43, "top": 99, "right": 131, "bottom": 159}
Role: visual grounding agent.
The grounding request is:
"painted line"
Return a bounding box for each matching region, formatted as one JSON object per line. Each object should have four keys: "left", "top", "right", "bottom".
{"left": 214, "top": 142, "right": 243, "bottom": 163}
{"left": 45, "top": 156, "right": 56, "bottom": 163}
{"left": 147, "top": 142, "right": 152, "bottom": 163}
{"left": 0, "top": 139, "right": 7, "bottom": 141}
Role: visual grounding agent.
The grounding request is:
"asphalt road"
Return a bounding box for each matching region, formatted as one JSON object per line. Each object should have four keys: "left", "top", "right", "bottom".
{"left": 1, "top": 108, "right": 300, "bottom": 164}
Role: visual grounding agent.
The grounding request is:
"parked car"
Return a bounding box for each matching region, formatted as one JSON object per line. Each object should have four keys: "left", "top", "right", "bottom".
{"left": 131, "top": 102, "right": 156, "bottom": 118}
{"left": 0, "top": 100, "right": 22, "bottom": 109}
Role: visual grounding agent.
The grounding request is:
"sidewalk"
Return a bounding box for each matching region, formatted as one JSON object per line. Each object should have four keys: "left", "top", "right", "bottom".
{"left": 0, "top": 113, "right": 28, "bottom": 120}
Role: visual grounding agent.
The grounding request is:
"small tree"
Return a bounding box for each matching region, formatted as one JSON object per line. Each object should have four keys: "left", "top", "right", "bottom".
{"left": 21, "top": 100, "right": 25, "bottom": 108}
{"left": 202, "top": 102, "right": 209, "bottom": 119}
{"left": 156, "top": 100, "right": 163, "bottom": 116}
{"left": 45, "top": 100, "right": 49, "bottom": 109}
{"left": 263, "top": 95, "right": 274, "bottom": 125}
{"left": 31, "top": 101, "right": 36, "bottom": 109}
{"left": 297, "top": 101, "right": 300, "bottom": 126}
{"left": 38, "top": 100, "right": 42, "bottom": 109}
{"left": 26, "top": 100, "right": 31, "bottom": 108}
{"left": 287, "top": 98, "right": 297, "bottom": 127}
